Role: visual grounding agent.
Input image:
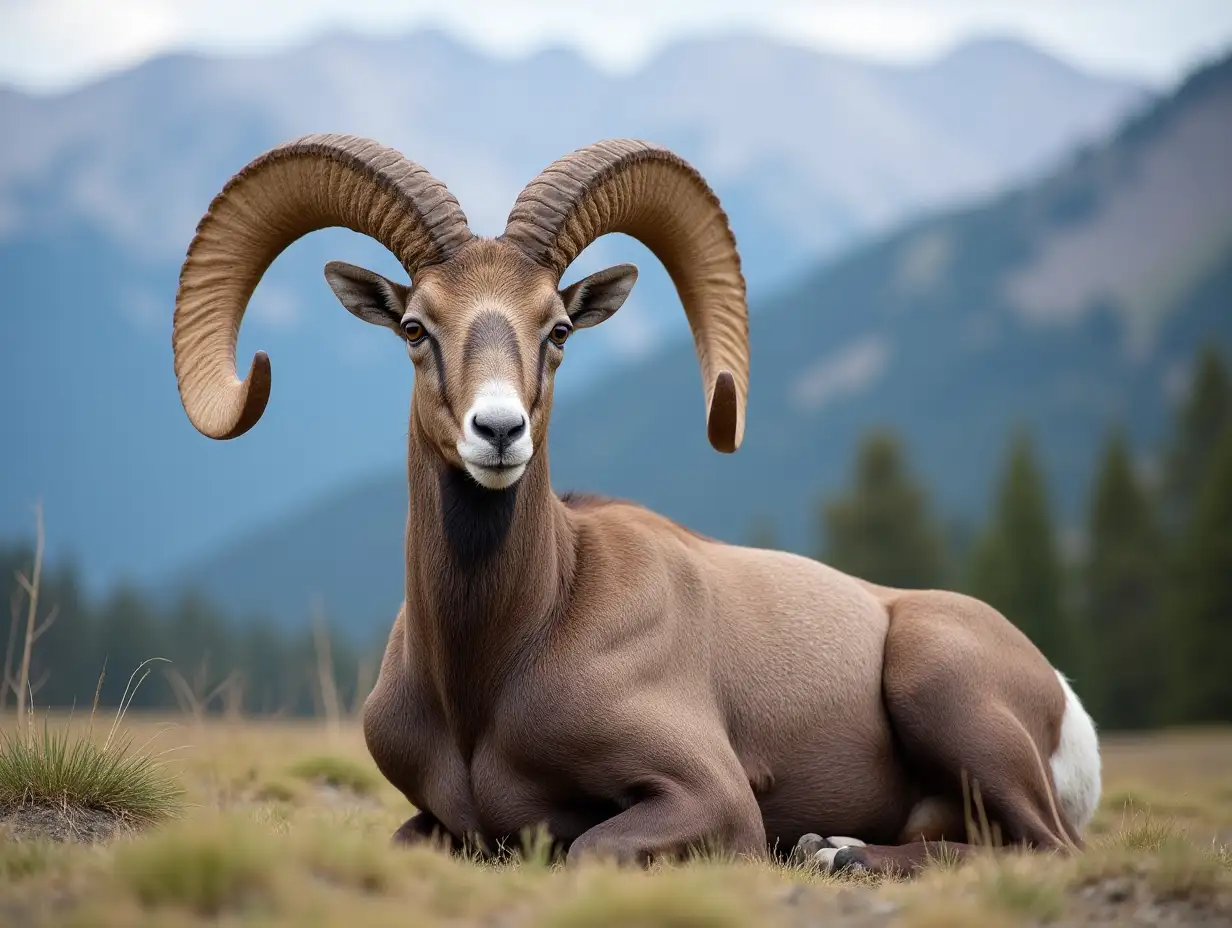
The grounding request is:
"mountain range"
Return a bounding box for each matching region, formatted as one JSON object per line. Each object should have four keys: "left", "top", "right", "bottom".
{"left": 0, "top": 30, "right": 1149, "bottom": 588}
{"left": 167, "top": 50, "right": 1232, "bottom": 635}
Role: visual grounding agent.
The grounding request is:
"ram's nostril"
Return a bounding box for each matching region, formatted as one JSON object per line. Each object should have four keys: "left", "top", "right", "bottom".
{"left": 471, "top": 410, "right": 526, "bottom": 448}
{"left": 472, "top": 417, "right": 498, "bottom": 442}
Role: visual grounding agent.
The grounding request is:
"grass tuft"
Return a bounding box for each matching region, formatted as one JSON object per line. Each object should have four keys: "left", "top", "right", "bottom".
{"left": 541, "top": 868, "right": 755, "bottom": 928}
{"left": 1212, "top": 842, "right": 1232, "bottom": 870}
{"left": 0, "top": 828, "right": 55, "bottom": 881}
{"left": 977, "top": 856, "right": 1066, "bottom": 921}
{"left": 1106, "top": 807, "right": 1185, "bottom": 852}
{"left": 299, "top": 826, "right": 399, "bottom": 894}
{"left": 254, "top": 779, "right": 301, "bottom": 804}
{"left": 0, "top": 722, "right": 182, "bottom": 828}
{"left": 1148, "top": 841, "right": 1230, "bottom": 901}
{"left": 116, "top": 816, "right": 277, "bottom": 916}
{"left": 287, "top": 755, "right": 379, "bottom": 796}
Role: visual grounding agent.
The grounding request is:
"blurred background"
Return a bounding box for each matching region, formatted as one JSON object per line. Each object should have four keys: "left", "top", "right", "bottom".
{"left": 1, "top": 1, "right": 1230, "bottom": 727}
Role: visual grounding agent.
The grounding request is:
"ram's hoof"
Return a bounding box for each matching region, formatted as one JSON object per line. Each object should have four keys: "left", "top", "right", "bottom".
{"left": 797, "top": 836, "right": 869, "bottom": 872}
{"left": 824, "top": 835, "right": 866, "bottom": 848}
{"left": 832, "top": 846, "right": 869, "bottom": 872}
{"left": 791, "top": 833, "right": 827, "bottom": 865}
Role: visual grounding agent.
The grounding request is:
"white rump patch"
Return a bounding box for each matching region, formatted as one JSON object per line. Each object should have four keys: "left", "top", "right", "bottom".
{"left": 1050, "top": 670, "right": 1101, "bottom": 833}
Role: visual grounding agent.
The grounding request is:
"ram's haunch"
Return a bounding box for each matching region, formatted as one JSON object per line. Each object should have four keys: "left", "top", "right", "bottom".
{"left": 170, "top": 134, "right": 1101, "bottom": 873}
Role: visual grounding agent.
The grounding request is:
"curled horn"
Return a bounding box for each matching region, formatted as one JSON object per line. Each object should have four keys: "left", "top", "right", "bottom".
{"left": 501, "top": 140, "right": 750, "bottom": 452}
{"left": 172, "top": 133, "right": 471, "bottom": 440}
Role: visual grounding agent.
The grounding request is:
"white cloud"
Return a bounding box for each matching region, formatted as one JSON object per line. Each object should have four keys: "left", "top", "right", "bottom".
{"left": 2, "top": 0, "right": 1232, "bottom": 92}
{"left": 790, "top": 335, "right": 889, "bottom": 412}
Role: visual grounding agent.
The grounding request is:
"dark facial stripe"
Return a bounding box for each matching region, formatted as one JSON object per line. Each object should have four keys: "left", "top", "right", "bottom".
{"left": 529, "top": 338, "right": 550, "bottom": 415}
{"left": 464, "top": 310, "right": 523, "bottom": 371}
{"left": 426, "top": 336, "right": 456, "bottom": 422}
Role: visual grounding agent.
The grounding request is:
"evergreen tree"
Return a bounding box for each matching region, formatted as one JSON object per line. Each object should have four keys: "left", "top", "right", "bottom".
{"left": 94, "top": 586, "right": 169, "bottom": 709}
{"left": 820, "top": 430, "right": 947, "bottom": 589}
{"left": 1083, "top": 429, "right": 1164, "bottom": 729}
{"left": 0, "top": 538, "right": 380, "bottom": 717}
{"left": 1162, "top": 344, "right": 1231, "bottom": 533}
{"left": 163, "top": 590, "right": 238, "bottom": 710}
{"left": 1170, "top": 426, "right": 1232, "bottom": 723}
{"left": 969, "top": 430, "right": 1073, "bottom": 673}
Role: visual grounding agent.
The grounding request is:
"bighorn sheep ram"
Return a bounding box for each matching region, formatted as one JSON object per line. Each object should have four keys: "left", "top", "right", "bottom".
{"left": 171, "top": 134, "right": 1101, "bottom": 874}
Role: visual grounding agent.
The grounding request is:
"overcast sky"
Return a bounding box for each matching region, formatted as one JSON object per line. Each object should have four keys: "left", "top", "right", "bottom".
{"left": 3, "top": 0, "right": 1232, "bottom": 92}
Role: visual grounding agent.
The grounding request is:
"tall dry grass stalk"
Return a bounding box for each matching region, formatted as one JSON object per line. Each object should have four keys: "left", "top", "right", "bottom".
{"left": 165, "top": 662, "right": 244, "bottom": 726}
{"left": 1, "top": 587, "right": 20, "bottom": 713}
{"left": 310, "top": 598, "right": 342, "bottom": 745}
{"left": 351, "top": 656, "right": 375, "bottom": 718}
{"left": 6, "top": 501, "right": 57, "bottom": 732}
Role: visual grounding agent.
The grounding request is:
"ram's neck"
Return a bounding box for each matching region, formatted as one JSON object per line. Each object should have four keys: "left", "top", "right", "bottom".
{"left": 403, "top": 413, "right": 573, "bottom": 750}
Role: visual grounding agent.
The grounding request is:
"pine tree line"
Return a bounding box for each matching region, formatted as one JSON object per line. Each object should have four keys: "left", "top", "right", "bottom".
{"left": 803, "top": 342, "right": 1232, "bottom": 731}
{"left": 0, "top": 553, "right": 380, "bottom": 718}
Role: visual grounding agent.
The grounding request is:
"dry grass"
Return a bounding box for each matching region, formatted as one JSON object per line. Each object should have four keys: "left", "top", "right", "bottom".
{"left": 0, "top": 718, "right": 1229, "bottom": 926}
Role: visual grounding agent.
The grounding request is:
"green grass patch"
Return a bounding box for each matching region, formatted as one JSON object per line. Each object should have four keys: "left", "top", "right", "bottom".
{"left": 1148, "top": 841, "right": 1230, "bottom": 901}
{"left": 117, "top": 816, "right": 278, "bottom": 916}
{"left": 978, "top": 858, "right": 1066, "bottom": 921}
{"left": 0, "top": 722, "right": 182, "bottom": 828}
{"left": 0, "top": 829, "right": 55, "bottom": 881}
{"left": 541, "top": 868, "right": 757, "bottom": 928}
{"left": 254, "top": 779, "right": 302, "bottom": 804}
{"left": 298, "top": 826, "right": 399, "bottom": 894}
{"left": 287, "top": 755, "right": 379, "bottom": 796}
{"left": 1105, "top": 809, "right": 1185, "bottom": 853}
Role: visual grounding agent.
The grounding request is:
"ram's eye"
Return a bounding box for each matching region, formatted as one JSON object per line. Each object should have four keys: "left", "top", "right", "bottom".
{"left": 549, "top": 324, "right": 571, "bottom": 347}
{"left": 402, "top": 321, "right": 426, "bottom": 344}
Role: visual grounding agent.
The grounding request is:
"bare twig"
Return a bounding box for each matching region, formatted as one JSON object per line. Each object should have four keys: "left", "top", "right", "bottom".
{"left": 15, "top": 500, "right": 46, "bottom": 730}
{"left": 220, "top": 671, "right": 246, "bottom": 721}
{"left": 352, "top": 655, "right": 376, "bottom": 718}
{"left": 311, "top": 597, "right": 342, "bottom": 742}
{"left": 32, "top": 604, "right": 58, "bottom": 643}
{"left": 2, "top": 585, "right": 21, "bottom": 712}
{"left": 164, "top": 665, "right": 204, "bottom": 721}
{"left": 28, "top": 668, "right": 50, "bottom": 698}
{"left": 166, "top": 662, "right": 245, "bottom": 724}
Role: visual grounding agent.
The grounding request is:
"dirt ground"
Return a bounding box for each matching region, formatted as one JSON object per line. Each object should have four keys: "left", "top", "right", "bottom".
{"left": 2, "top": 717, "right": 1230, "bottom": 927}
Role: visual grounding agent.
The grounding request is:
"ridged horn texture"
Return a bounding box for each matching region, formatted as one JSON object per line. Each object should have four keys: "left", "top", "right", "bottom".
{"left": 172, "top": 133, "right": 471, "bottom": 440}
{"left": 501, "top": 139, "right": 750, "bottom": 452}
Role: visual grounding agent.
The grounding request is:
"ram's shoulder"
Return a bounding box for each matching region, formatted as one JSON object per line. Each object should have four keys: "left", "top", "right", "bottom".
{"left": 558, "top": 490, "right": 720, "bottom": 546}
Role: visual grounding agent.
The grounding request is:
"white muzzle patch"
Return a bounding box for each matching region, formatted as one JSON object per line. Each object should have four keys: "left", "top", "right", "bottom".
{"left": 457, "top": 380, "right": 533, "bottom": 490}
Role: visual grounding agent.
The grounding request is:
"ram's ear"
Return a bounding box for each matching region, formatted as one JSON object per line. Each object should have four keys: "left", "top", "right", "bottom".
{"left": 324, "top": 261, "right": 409, "bottom": 334}
{"left": 559, "top": 263, "right": 638, "bottom": 330}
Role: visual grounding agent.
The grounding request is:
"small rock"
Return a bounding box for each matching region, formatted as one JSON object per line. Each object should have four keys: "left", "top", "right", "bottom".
{"left": 1102, "top": 877, "right": 1134, "bottom": 903}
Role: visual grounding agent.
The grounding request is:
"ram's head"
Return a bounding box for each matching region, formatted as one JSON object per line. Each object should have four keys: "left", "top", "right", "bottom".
{"left": 171, "top": 135, "right": 749, "bottom": 490}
